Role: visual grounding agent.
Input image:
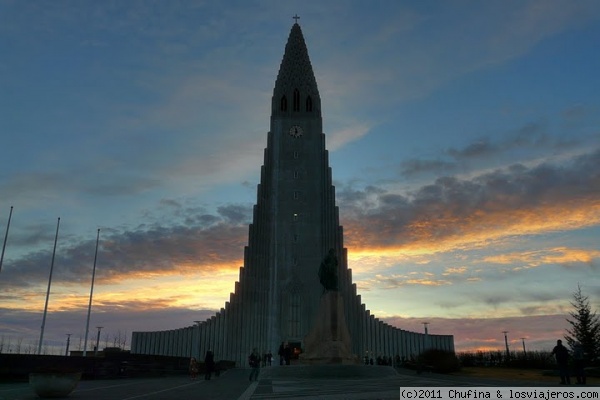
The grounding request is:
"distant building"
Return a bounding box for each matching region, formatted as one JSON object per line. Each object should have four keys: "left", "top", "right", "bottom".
{"left": 131, "top": 21, "right": 454, "bottom": 366}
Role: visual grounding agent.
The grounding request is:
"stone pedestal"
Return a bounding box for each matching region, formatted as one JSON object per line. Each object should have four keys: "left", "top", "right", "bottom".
{"left": 300, "top": 291, "right": 359, "bottom": 364}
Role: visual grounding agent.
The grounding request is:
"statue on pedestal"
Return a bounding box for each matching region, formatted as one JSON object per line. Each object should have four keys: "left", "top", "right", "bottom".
{"left": 300, "top": 248, "right": 358, "bottom": 364}
{"left": 318, "top": 248, "right": 338, "bottom": 291}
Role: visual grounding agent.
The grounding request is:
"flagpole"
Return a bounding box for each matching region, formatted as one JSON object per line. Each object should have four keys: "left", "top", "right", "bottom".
{"left": 38, "top": 217, "right": 60, "bottom": 355}
{"left": 0, "top": 206, "right": 13, "bottom": 274}
{"left": 83, "top": 229, "right": 100, "bottom": 357}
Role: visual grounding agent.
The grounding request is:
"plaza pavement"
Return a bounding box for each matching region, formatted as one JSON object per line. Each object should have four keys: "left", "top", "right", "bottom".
{"left": 0, "top": 366, "right": 595, "bottom": 400}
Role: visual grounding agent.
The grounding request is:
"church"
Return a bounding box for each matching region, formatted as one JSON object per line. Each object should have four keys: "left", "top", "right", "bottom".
{"left": 131, "top": 21, "right": 454, "bottom": 366}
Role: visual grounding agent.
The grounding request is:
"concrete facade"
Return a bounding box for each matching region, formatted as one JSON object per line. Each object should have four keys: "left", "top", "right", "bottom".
{"left": 131, "top": 22, "right": 454, "bottom": 366}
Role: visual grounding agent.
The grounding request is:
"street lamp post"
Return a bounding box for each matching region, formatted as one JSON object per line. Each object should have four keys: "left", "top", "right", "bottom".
{"left": 521, "top": 337, "right": 527, "bottom": 357}
{"left": 0, "top": 206, "right": 13, "bottom": 274}
{"left": 502, "top": 331, "right": 510, "bottom": 361}
{"left": 422, "top": 322, "right": 430, "bottom": 351}
{"left": 83, "top": 229, "right": 101, "bottom": 357}
{"left": 65, "top": 334, "right": 72, "bottom": 356}
{"left": 38, "top": 217, "right": 60, "bottom": 355}
{"left": 95, "top": 326, "right": 103, "bottom": 356}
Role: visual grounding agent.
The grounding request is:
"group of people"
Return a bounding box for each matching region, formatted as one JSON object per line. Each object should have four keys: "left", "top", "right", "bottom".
{"left": 188, "top": 349, "right": 216, "bottom": 381}
{"left": 278, "top": 341, "right": 292, "bottom": 365}
{"left": 247, "top": 342, "right": 293, "bottom": 381}
{"left": 551, "top": 339, "right": 587, "bottom": 385}
{"left": 189, "top": 344, "right": 292, "bottom": 383}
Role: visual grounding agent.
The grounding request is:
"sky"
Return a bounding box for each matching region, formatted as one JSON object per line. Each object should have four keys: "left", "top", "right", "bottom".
{"left": 1, "top": 0, "right": 599, "bottom": 356}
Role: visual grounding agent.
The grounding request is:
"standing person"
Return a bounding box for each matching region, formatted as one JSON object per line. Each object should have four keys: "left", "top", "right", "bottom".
{"left": 204, "top": 349, "right": 215, "bottom": 380}
{"left": 284, "top": 342, "right": 292, "bottom": 365}
{"left": 572, "top": 342, "right": 586, "bottom": 385}
{"left": 267, "top": 350, "right": 273, "bottom": 366}
{"left": 278, "top": 342, "right": 285, "bottom": 365}
{"left": 551, "top": 339, "right": 571, "bottom": 385}
{"left": 189, "top": 357, "right": 199, "bottom": 380}
{"left": 248, "top": 348, "right": 261, "bottom": 381}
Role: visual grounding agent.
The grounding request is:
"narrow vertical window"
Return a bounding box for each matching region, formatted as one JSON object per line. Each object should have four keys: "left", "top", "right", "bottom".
{"left": 290, "top": 290, "right": 300, "bottom": 336}
{"left": 293, "top": 234, "right": 298, "bottom": 242}
{"left": 280, "top": 95, "right": 287, "bottom": 111}
{"left": 293, "top": 190, "right": 299, "bottom": 199}
{"left": 293, "top": 88, "right": 300, "bottom": 111}
{"left": 293, "top": 151, "right": 299, "bottom": 159}
{"left": 306, "top": 96, "right": 312, "bottom": 112}
{"left": 294, "top": 170, "right": 299, "bottom": 179}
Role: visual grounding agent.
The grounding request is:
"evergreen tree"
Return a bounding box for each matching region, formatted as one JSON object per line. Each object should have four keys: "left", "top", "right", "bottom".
{"left": 565, "top": 284, "right": 600, "bottom": 361}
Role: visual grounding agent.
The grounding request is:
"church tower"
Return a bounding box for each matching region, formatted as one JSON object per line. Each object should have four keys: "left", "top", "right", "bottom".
{"left": 248, "top": 20, "right": 345, "bottom": 357}
{"left": 131, "top": 21, "right": 454, "bottom": 366}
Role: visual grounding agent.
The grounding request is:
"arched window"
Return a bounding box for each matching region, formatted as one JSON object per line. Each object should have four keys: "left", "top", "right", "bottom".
{"left": 306, "top": 96, "right": 312, "bottom": 112}
{"left": 293, "top": 88, "right": 300, "bottom": 111}
{"left": 280, "top": 95, "right": 287, "bottom": 111}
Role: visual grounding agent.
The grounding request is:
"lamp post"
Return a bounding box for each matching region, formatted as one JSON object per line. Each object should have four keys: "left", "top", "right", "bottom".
{"left": 422, "top": 322, "right": 430, "bottom": 351}
{"left": 521, "top": 337, "right": 527, "bottom": 357}
{"left": 502, "top": 331, "right": 510, "bottom": 361}
{"left": 83, "top": 229, "right": 101, "bottom": 357}
{"left": 65, "top": 334, "right": 72, "bottom": 356}
{"left": 38, "top": 217, "right": 60, "bottom": 355}
{"left": 0, "top": 206, "right": 13, "bottom": 274}
{"left": 95, "top": 326, "right": 103, "bottom": 356}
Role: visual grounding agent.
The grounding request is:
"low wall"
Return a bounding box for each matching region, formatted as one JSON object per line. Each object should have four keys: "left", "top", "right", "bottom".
{"left": 0, "top": 353, "right": 233, "bottom": 382}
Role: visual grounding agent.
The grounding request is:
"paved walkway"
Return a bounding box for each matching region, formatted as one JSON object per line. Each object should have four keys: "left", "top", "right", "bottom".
{"left": 0, "top": 366, "right": 595, "bottom": 400}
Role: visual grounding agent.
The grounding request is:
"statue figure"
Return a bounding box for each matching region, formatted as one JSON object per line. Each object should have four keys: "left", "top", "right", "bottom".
{"left": 318, "top": 248, "right": 338, "bottom": 291}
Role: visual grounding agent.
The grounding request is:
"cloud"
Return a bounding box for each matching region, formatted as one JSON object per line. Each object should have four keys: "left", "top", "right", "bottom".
{"left": 316, "top": 0, "right": 600, "bottom": 115}
{"left": 399, "top": 121, "right": 579, "bottom": 178}
{"left": 339, "top": 148, "right": 600, "bottom": 253}
{"left": 358, "top": 272, "right": 453, "bottom": 291}
{"left": 484, "top": 248, "right": 600, "bottom": 269}
{"left": 1, "top": 171, "right": 161, "bottom": 203}
{"left": 327, "top": 123, "right": 373, "bottom": 151}
{"left": 443, "top": 267, "right": 467, "bottom": 276}
{"left": 0, "top": 204, "right": 251, "bottom": 292}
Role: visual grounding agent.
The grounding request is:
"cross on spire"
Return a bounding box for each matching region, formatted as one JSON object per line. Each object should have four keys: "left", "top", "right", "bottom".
{"left": 293, "top": 14, "right": 300, "bottom": 24}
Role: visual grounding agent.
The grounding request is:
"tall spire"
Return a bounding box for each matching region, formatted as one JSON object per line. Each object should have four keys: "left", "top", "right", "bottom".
{"left": 272, "top": 22, "right": 320, "bottom": 115}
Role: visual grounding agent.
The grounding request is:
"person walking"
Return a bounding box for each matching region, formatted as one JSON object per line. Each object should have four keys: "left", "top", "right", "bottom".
{"left": 248, "top": 348, "right": 261, "bottom": 381}
{"left": 278, "top": 342, "right": 285, "bottom": 365}
{"left": 284, "top": 342, "right": 291, "bottom": 365}
{"left": 204, "top": 349, "right": 215, "bottom": 380}
{"left": 551, "top": 339, "right": 571, "bottom": 385}
{"left": 189, "top": 357, "right": 199, "bottom": 380}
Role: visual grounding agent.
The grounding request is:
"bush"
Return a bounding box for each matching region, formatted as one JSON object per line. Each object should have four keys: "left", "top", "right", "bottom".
{"left": 457, "top": 350, "right": 557, "bottom": 369}
{"left": 418, "top": 349, "right": 460, "bottom": 373}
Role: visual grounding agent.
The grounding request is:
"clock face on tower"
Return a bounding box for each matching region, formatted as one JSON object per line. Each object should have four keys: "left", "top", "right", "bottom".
{"left": 289, "top": 125, "right": 303, "bottom": 138}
